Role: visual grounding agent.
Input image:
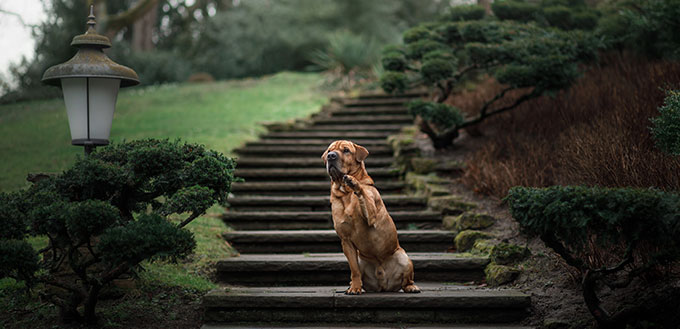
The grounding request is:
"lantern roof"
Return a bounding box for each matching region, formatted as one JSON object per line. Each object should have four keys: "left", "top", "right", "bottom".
{"left": 42, "top": 6, "right": 139, "bottom": 87}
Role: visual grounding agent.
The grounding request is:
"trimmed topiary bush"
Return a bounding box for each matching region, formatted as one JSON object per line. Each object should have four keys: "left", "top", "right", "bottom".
{"left": 0, "top": 139, "right": 236, "bottom": 324}
{"left": 492, "top": 1, "right": 540, "bottom": 22}
{"left": 381, "top": 13, "right": 599, "bottom": 148}
{"left": 506, "top": 185, "right": 680, "bottom": 327}
{"left": 650, "top": 90, "right": 680, "bottom": 155}
{"left": 446, "top": 4, "right": 486, "bottom": 22}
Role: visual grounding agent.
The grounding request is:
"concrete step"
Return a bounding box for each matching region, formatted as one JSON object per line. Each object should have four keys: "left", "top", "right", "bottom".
{"left": 215, "top": 253, "right": 487, "bottom": 285}
{"left": 227, "top": 195, "right": 426, "bottom": 212}
{"left": 233, "top": 168, "right": 399, "bottom": 183}
{"left": 342, "top": 97, "right": 419, "bottom": 107}
{"left": 329, "top": 107, "right": 408, "bottom": 116}
{"left": 333, "top": 91, "right": 426, "bottom": 101}
{"left": 230, "top": 181, "right": 403, "bottom": 196}
{"left": 297, "top": 124, "right": 406, "bottom": 132}
{"left": 234, "top": 157, "right": 394, "bottom": 169}
{"left": 246, "top": 138, "right": 388, "bottom": 147}
{"left": 266, "top": 131, "right": 396, "bottom": 139}
{"left": 203, "top": 283, "right": 531, "bottom": 324}
{"left": 222, "top": 210, "right": 441, "bottom": 230}
{"left": 203, "top": 325, "right": 532, "bottom": 329}
{"left": 222, "top": 230, "right": 453, "bottom": 253}
{"left": 313, "top": 115, "right": 413, "bottom": 125}
{"left": 234, "top": 145, "right": 393, "bottom": 157}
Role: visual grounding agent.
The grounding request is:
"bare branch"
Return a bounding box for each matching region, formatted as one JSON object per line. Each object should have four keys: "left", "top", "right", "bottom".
{"left": 0, "top": 8, "right": 38, "bottom": 29}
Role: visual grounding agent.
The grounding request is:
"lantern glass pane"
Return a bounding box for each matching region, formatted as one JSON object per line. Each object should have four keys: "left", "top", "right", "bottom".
{"left": 88, "top": 78, "right": 120, "bottom": 142}
{"left": 61, "top": 78, "right": 87, "bottom": 141}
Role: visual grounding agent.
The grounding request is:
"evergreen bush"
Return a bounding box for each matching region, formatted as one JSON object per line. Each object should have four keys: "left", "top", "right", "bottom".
{"left": 506, "top": 185, "right": 680, "bottom": 327}
{"left": 650, "top": 90, "right": 680, "bottom": 156}
{"left": 0, "top": 139, "right": 236, "bottom": 324}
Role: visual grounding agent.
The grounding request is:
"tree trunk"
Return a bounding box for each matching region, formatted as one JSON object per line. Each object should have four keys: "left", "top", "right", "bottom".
{"left": 83, "top": 285, "right": 102, "bottom": 324}
{"left": 478, "top": 0, "right": 493, "bottom": 15}
{"left": 132, "top": 2, "right": 158, "bottom": 51}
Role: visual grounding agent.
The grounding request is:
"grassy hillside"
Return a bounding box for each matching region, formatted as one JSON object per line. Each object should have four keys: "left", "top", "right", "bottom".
{"left": 0, "top": 72, "right": 327, "bottom": 191}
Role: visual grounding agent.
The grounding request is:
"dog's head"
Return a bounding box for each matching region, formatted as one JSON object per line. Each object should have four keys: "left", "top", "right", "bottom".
{"left": 322, "top": 140, "right": 369, "bottom": 182}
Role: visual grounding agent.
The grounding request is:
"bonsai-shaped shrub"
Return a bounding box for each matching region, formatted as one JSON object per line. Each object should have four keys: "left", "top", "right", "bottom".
{"left": 492, "top": 0, "right": 598, "bottom": 31}
{"left": 0, "top": 139, "right": 236, "bottom": 324}
{"left": 650, "top": 90, "right": 680, "bottom": 155}
{"left": 506, "top": 186, "right": 680, "bottom": 327}
{"left": 380, "top": 14, "right": 599, "bottom": 148}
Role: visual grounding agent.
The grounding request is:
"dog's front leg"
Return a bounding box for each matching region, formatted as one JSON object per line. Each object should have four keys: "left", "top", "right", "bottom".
{"left": 340, "top": 239, "right": 363, "bottom": 295}
{"left": 343, "top": 175, "right": 378, "bottom": 227}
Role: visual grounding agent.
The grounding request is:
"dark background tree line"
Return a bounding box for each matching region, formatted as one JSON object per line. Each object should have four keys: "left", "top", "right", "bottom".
{"left": 0, "top": 0, "right": 450, "bottom": 103}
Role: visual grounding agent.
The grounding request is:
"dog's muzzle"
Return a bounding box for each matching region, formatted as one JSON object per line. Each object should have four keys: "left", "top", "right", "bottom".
{"left": 326, "top": 151, "right": 343, "bottom": 181}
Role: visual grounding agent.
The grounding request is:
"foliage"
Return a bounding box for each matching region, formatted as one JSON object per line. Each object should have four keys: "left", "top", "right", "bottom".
{"left": 492, "top": 0, "right": 598, "bottom": 31}
{"left": 445, "top": 4, "right": 487, "bottom": 22}
{"left": 461, "top": 56, "right": 680, "bottom": 198}
{"left": 0, "top": 139, "right": 236, "bottom": 324}
{"left": 506, "top": 185, "right": 680, "bottom": 327}
{"left": 650, "top": 90, "right": 680, "bottom": 156}
{"left": 492, "top": 1, "right": 540, "bottom": 23}
{"left": 380, "top": 11, "right": 599, "bottom": 148}
{"left": 309, "top": 31, "right": 379, "bottom": 89}
{"left": 407, "top": 100, "right": 464, "bottom": 129}
{"left": 596, "top": 0, "right": 680, "bottom": 59}
{"left": 2, "top": 0, "right": 450, "bottom": 102}
{"left": 380, "top": 71, "right": 409, "bottom": 94}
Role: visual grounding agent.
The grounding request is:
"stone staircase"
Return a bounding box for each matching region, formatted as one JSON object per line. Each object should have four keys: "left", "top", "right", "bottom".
{"left": 203, "top": 93, "right": 532, "bottom": 328}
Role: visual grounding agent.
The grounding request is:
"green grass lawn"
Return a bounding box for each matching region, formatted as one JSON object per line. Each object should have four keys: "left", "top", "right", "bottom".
{"left": 0, "top": 72, "right": 328, "bottom": 191}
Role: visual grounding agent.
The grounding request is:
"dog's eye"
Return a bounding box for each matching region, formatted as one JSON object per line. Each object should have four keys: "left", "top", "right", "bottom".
{"left": 343, "top": 148, "right": 350, "bottom": 153}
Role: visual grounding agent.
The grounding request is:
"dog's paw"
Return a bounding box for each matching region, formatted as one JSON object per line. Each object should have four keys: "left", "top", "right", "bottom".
{"left": 345, "top": 285, "right": 364, "bottom": 295}
{"left": 342, "top": 174, "right": 360, "bottom": 192}
{"left": 403, "top": 284, "right": 421, "bottom": 293}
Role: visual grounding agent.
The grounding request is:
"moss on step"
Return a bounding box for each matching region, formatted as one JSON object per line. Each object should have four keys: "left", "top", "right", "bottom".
{"left": 443, "top": 213, "right": 495, "bottom": 231}
{"left": 472, "top": 239, "right": 497, "bottom": 255}
{"left": 428, "top": 195, "right": 476, "bottom": 214}
{"left": 410, "top": 157, "right": 438, "bottom": 174}
{"left": 490, "top": 243, "right": 529, "bottom": 265}
{"left": 485, "top": 264, "right": 520, "bottom": 286}
{"left": 454, "top": 230, "right": 492, "bottom": 252}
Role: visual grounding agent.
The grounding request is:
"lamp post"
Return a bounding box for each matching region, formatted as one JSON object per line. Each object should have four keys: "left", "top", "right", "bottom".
{"left": 42, "top": 5, "right": 139, "bottom": 155}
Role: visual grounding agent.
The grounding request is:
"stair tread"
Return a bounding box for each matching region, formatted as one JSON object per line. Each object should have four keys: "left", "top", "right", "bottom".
{"left": 266, "top": 131, "right": 396, "bottom": 138}
{"left": 342, "top": 97, "right": 419, "bottom": 107}
{"left": 313, "top": 115, "right": 412, "bottom": 124}
{"left": 231, "top": 181, "right": 402, "bottom": 189}
{"left": 204, "top": 283, "right": 530, "bottom": 308}
{"left": 223, "top": 229, "right": 452, "bottom": 242}
{"left": 234, "top": 168, "right": 399, "bottom": 179}
{"left": 228, "top": 195, "right": 424, "bottom": 204}
{"left": 217, "top": 252, "right": 488, "bottom": 270}
{"left": 248, "top": 138, "right": 387, "bottom": 146}
{"left": 223, "top": 210, "right": 439, "bottom": 220}
{"left": 203, "top": 325, "right": 532, "bottom": 329}
{"left": 297, "top": 124, "right": 406, "bottom": 132}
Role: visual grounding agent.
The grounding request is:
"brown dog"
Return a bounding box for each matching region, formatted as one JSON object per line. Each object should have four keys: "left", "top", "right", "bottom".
{"left": 322, "top": 140, "right": 420, "bottom": 295}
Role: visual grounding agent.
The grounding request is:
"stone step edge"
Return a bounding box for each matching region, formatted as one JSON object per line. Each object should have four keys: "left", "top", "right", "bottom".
{"left": 215, "top": 253, "right": 488, "bottom": 272}
{"left": 222, "top": 230, "right": 453, "bottom": 242}
{"left": 203, "top": 325, "right": 533, "bottom": 329}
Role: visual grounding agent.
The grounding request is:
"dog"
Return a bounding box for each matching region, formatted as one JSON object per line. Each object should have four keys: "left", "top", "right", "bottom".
{"left": 322, "top": 140, "right": 421, "bottom": 295}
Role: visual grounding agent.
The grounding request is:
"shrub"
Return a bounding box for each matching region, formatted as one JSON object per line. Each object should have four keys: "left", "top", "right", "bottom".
{"left": 381, "top": 52, "right": 408, "bottom": 72}
{"left": 506, "top": 185, "right": 680, "bottom": 327}
{"left": 0, "top": 139, "right": 236, "bottom": 324}
{"left": 492, "top": 1, "right": 540, "bottom": 22}
{"left": 542, "top": 6, "right": 574, "bottom": 30}
{"left": 571, "top": 11, "right": 598, "bottom": 30}
{"left": 380, "top": 71, "right": 408, "bottom": 94}
{"left": 650, "top": 90, "right": 680, "bottom": 156}
{"left": 381, "top": 16, "right": 598, "bottom": 148}
{"left": 446, "top": 4, "right": 486, "bottom": 22}
{"left": 309, "top": 30, "right": 379, "bottom": 89}
{"left": 461, "top": 56, "right": 680, "bottom": 198}
{"left": 407, "top": 100, "right": 464, "bottom": 148}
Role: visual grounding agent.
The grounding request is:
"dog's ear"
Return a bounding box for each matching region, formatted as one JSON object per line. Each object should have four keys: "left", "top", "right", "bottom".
{"left": 354, "top": 143, "right": 369, "bottom": 163}
{"left": 321, "top": 149, "right": 329, "bottom": 165}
